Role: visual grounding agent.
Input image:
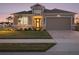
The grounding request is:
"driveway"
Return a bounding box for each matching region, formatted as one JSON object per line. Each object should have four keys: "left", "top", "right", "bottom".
{"left": 48, "top": 30, "right": 79, "bottom": 43}
{"left": 47, "top": 30, "right": 79, "bottom": 54}
{"left": 1, "top": 30, "right": 79, "bottom": 55}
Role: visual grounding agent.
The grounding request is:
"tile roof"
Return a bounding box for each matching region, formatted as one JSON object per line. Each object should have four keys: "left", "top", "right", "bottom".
{"left": 13, "top": 10, "right": 32, "bottom": 14}
{"left": 44, "top": 8, "right": 76, "bottom": 14}
{"left": 13, "top": 8, "right": 76, "bottom": 14}
{"left": 31, "top": 3, "right": 43, "bottom": 8}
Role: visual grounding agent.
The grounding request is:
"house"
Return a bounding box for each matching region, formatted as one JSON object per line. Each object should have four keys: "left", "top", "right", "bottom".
{"left": 12, "top": 4, "right": 76, "bottom": 30}
{"left": 0, "top": 22, "right": 13, "bottom": 28}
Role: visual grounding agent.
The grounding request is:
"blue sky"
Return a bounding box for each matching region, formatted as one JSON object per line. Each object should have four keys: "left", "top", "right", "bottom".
{"left": 0, "top": 3, "right": 79, "bottom": 22}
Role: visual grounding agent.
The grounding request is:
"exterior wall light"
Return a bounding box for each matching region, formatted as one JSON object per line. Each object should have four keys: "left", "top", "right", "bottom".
{"left": 57, "top": 14, "right": 61, "bottom": 17}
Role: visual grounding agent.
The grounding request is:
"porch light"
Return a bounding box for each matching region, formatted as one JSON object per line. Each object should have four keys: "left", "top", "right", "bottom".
{"left": 75, "top": 17, "right": 79, "bottom": 24}
{"left": 57, "top": 14, "right": 61, "bottom": 17}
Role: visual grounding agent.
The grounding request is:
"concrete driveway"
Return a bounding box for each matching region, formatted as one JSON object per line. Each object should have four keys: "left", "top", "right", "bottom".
{"left": 48, "top": 30, "right": 79, "bottom": 43}
{"left": 47, "top": 30, "right": 79, "bottom": 54}
{"left": 1, "top": 30, "right": 79, "bottom": 55}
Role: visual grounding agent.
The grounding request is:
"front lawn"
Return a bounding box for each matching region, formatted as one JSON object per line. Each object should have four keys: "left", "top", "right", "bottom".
{"left": 0, "top": 30, "right": 52, "bottom": 39}
{"left": 0, "top": 43, "right": 56, "bottom": 52}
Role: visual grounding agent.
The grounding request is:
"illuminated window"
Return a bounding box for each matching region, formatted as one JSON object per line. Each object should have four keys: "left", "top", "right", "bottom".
{"left": 36, "top": 18, "right": 40, "bottom": 28}
{"left": 34, "top": 10, "right": 41, "bottom": 15}
{"left": 37, "top": 22, "right": 39, "bottom": 28}
{"left": 18, "top": 16, "right": 28, "bottom": 25}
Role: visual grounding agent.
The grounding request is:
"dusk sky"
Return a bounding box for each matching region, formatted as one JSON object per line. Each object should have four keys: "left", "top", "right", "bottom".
{"left": 0, "top": 3, "right": 79, "bottom": 22}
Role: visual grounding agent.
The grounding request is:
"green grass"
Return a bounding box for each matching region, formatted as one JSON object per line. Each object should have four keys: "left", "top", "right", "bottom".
{"left": 0, "top": 30, "right": 52, "bottom": 39}
{"left": 0, "top": 43, "right": 56, "bottom": 52}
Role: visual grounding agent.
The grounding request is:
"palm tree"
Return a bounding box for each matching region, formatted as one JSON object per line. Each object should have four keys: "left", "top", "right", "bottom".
{"left": 6, "top": 16, "right": 13, "bottom": 23}
{"left": 6, "top": 16, "right": 13, "bottom": 27}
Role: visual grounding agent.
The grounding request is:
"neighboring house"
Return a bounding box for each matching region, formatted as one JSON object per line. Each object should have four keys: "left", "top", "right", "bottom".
{"left": 12, "top": 4, "right": 76, "bottom": 30}
{"left": 0, "top": 22, "right": 13, "bottom": 28}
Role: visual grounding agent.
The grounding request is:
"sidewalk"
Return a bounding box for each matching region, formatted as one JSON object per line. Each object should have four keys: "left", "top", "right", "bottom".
{"left": 0, "top": 39, "right": 55, "bottom": 43}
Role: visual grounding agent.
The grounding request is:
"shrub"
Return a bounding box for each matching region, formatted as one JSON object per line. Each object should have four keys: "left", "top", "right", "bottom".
{"left": 43, "top": 29, "right": 46, "bottom": 31}
{"left": 28, "top": 28, "right": 32, "bottom": 31}
{"left": 24, "top": 28, "right": 27, "bottom": 31}
{"left": 16, "top": 28, "right": 23, "bottom": 31}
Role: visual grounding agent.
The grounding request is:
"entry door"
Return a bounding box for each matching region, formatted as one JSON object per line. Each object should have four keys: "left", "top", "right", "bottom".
{"left": 35, "top": 18, "right": 41, "bottom": 30}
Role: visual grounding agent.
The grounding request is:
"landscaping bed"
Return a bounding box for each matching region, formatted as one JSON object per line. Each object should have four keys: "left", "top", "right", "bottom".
{"left": 0, "top": 30, "right": 52, "bottom": 39}
{"left": 0, "top": 43, "right": 56, "bottom": 52}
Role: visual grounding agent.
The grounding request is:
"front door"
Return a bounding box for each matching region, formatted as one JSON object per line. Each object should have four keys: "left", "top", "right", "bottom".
{"left": 32, "top": 16, "right": 43, "bottom": 30}
{"left": 35, "top": 18, "right": 41, "bottom": 30}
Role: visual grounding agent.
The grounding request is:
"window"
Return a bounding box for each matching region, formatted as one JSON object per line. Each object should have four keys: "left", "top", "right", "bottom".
{"left": 18, "top": 16, "right": 28, "bottom": 25}
{"left": 34, "top": 10, "right": 41, "bottom": 14}
{"left": 36, "top": 19, "right": 40, "bottom": 27}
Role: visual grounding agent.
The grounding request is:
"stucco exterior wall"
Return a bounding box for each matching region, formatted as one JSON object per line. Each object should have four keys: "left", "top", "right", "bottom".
{"left": 13, "top": 10, "right": 75, "bottom": 30}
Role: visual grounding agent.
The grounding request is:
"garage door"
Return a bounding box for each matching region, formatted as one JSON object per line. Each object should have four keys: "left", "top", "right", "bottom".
{"left": 46, "top": 17, "right": 71, "bottom": 30}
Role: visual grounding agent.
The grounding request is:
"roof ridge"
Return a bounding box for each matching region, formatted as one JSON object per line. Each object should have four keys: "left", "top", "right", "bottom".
{"left": 13, "top": 10, "right": 32, "bottom": 14}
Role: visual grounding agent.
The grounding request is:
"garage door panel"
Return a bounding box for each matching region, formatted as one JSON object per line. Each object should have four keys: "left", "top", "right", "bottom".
{"left": 46, "top": 17, "right": 71, "bottom": 30}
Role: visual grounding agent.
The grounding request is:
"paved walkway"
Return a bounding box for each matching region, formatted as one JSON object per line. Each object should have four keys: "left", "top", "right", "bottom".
{"left": 0, "top": 39, "right": 55, "bottom": 43}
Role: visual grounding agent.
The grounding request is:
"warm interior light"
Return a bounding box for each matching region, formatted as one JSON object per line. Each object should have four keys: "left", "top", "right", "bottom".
{"left": 33, "top": 16, "right": 43, "bottom": 19}
{"left": 32, "top": 16, "right": 43, "bottom": 30}
{"left": 75, "top": 17, "right": 79, "bottom": 24}
{"left": 74, "top": 14, "right": 79, "bottom": 24}
{"left": 18, "top": 16, "right": 28, "bottom": 25}
{"left": 36, "top": 19, "right": 40, "bottom": 28}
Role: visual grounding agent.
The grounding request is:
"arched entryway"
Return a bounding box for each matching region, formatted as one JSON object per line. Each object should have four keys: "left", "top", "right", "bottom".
{"left": 32, "top": 16, "right": 43, "bottom": 30}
